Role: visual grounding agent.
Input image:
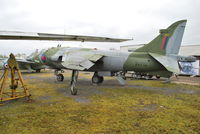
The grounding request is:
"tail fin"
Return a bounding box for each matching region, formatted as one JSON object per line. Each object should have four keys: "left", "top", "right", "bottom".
{"left": 135, "top": 20, "right": 187, "bottom": 55}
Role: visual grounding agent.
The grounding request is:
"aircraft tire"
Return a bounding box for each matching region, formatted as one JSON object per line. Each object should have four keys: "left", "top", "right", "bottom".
{"left": 156, "top": 75, "right": 160, "bottom": 79}
{"left": 57, "top": 74, "right": 64, "bottom": 82}
{"left": 36, "top": 69, "right": 41, "bottom": 73}
{"left": 149, "top": 75, "right": 153, "bottom": 79}
{"left": 99, "top": 76, "right": 104, "bottom": 83}
{"left": 92, "top": 75, "right": 103, "bottom": 84}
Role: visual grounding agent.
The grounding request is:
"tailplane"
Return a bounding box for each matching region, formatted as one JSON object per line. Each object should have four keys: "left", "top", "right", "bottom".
{"left": 135, "top": 20, "right": 187, "bottom": 55}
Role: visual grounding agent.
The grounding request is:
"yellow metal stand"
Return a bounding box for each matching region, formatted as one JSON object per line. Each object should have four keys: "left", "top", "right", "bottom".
{"left": 0, "top": 54, "right": 31, "bottom": 104}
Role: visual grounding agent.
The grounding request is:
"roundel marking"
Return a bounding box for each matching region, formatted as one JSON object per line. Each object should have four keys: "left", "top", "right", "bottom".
{"left": 41, "top": 54, "right": 47, "bottom": 62}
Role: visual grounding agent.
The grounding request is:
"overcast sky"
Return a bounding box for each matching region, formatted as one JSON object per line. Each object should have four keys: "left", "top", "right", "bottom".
{"left": 0, "top": 0, "right": 200, "bottom": 55}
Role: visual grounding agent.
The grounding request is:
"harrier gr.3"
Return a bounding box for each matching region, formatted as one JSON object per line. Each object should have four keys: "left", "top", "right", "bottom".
{"left": 0, "top": 20, "right": 188, "bottom": 95}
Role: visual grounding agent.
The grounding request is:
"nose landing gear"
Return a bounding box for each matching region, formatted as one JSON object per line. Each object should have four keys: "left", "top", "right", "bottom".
{"left": 57, "top": 73, "right": 64, "bottom": 81}
{"left": 55, "top": 69, "right": 65, "bottom": 82}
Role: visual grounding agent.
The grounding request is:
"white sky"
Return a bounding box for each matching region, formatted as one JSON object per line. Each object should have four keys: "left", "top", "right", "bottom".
{"left": 0, "top": 0, "right": 200, "bottom": 55}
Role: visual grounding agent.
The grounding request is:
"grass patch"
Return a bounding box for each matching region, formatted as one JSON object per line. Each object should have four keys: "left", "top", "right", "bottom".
{"left": 0, "top": 72, "right": 200, "bottom": 133}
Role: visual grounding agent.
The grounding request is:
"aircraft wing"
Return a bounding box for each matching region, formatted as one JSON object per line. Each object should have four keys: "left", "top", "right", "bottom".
{"left": 16, "top": 59, "right": 35, "bottom": 64}
{"left": 61, "top": 51, "right": 103, "bottom": 70}
{"left": 0, "top": 31, "right": 131, "bottom": 42}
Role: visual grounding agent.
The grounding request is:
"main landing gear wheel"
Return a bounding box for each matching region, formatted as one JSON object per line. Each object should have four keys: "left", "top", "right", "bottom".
{"left": 92, "top": 74, "right": 104, "bottom": 84}
{"left": 57, "top": 73, "right": 64, "bottom": 82}
{"left": 70, "top": 70, "right": 79, "bottom": 95}
{"left": 149, "top": 75, "right": 153, "bottom": 79}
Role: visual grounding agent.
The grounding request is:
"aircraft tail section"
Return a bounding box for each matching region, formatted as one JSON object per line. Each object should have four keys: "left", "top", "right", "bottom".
{"left": 135, "top": 20, "right": 187, "bottom": 55}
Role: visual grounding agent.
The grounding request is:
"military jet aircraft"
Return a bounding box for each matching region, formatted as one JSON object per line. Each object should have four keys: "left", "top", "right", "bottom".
{"left": 0, "top": 20, "right": 188, "bottom": 95}
{"left": 0, "top": 49, "right": 47, "bottom": 72}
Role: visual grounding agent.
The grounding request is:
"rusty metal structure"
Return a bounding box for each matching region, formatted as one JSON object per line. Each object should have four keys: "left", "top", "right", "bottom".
{"left": 0, "top": 53, "right": 30, "bottom": 104}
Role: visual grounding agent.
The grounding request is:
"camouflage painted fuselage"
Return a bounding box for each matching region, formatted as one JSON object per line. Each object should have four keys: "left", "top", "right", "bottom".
{"left": 39, "top": 47, "right": 172, "bottom": 77}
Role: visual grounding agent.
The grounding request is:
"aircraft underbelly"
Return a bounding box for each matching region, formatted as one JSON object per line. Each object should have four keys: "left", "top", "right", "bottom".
{"left": 89, "top": 56, "right": 127, "bottom": 71}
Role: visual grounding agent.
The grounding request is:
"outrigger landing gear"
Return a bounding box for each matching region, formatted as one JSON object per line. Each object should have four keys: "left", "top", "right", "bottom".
{"left": 70, "top": 70, "right": 79, "bottom": 95}
{"left": 92, "top": 72, "right": 104, "bottom": 84}
{"left": 55, "top": 69, "right": 64, "bottom": 82}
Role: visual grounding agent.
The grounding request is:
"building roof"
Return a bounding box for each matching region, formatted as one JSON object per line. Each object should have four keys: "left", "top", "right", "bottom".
{"left": 179, "top": 45, "right": 200, "bottom": 56}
